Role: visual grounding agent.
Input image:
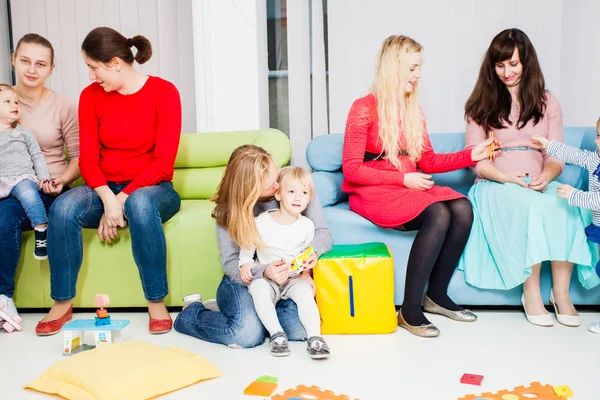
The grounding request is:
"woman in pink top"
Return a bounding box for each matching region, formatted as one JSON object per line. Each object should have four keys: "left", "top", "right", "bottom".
{"left": 0, "top": 34, "right": 80, "bottom": 324}
{"left": 460, "top": 29, "right": 597, "bottom": 327}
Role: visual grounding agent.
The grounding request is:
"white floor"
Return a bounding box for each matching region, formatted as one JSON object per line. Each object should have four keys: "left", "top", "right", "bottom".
{"left": 1, "top": 310, "right": 599, "bottom": 400}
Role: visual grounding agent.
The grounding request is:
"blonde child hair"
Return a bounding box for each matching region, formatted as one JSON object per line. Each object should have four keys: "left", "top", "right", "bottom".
{"left": 0, "top": 84, "right": 19, "bottom": 128}
{"left": 596, "top": 117, "right": 600, "bottom": 134}
{"left": 371, "top": 35, "right": 424, "bottom": 169}
{"left": 277, "top": 166, "right": 314, "bottom": 200}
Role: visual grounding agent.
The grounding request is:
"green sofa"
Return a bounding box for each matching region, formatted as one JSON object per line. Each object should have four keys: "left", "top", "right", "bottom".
{"left": 13, "top": 129, "right": 291, "bottom": 308}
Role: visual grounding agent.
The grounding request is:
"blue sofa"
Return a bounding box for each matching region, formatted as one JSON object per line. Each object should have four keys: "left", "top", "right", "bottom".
{"left": 307, "top": 127, "right": 600, "bottom": 306}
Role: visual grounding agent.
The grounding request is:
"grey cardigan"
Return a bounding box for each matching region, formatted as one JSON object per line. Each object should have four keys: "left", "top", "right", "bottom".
{"left": 0, "top": 125, "right": 50, "bottom": 179}
{"left": 216, "top": 196, "right": 333, "bottom": 285}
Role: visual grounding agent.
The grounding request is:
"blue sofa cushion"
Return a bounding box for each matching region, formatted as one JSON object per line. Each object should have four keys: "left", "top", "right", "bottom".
{"left": 307, "top": 134, "right": 343, "bottom": 172}
{"left": 312, "top": 171, "right": 347, "bottom": 207}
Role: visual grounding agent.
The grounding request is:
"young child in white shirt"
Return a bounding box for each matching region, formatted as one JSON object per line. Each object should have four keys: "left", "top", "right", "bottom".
{"left": 239, "top": 166, "right": 330, "bottom": 358}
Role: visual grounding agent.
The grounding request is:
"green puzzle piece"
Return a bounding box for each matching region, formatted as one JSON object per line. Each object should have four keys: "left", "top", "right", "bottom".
{"left": 255, "top": 375, "right": 278, "bottom": 383}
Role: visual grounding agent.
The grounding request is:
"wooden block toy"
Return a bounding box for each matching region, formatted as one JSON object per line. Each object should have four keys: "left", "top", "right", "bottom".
{"left": 552, "top": 385, "right": 573, "bottom": 397}
{"left": 271, "top": 385, "right": 359, "bottom": 400}
{"left": 460, "top": 373, "right": 484, "bottom": 386}
{"left": 243, "top": 381, "right": 278, "bottom": 396}
{"left": 459, "top": 381, "right": 567, "bottom": 400}
{"left": 0, "top": 302, "right": 22, "bottom": 333}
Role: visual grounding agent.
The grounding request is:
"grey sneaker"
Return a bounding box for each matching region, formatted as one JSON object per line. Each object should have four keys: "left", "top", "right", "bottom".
{"left": 182, "top": 293, "right": 203, "bottom": 310}
{"left": 0, "top": 295, "right": 19, "bottom": 322}
{"left": 269, "top": 332, "right": 290, "bottom": 357}
{"left": 307, "top": 336, "right": 330, "bottom": 359}
{"left": 203, "top": 299, "right": 219, "bottom": 312}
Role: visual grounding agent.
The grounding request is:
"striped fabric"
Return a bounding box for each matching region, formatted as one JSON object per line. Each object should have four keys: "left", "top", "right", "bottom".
{"left": 547, "top": 139, "right": 600, "bottom": 226}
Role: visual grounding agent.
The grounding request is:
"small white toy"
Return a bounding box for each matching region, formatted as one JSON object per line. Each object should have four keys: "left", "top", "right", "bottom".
{"left": 0, "top": 302, "right": 22, "bottom": 333}
{"left": 63, "top": 319, "right": 130, "bottom": 356}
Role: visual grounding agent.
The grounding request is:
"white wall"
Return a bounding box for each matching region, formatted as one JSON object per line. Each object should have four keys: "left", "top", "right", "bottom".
{"left": 9, "top": 0, "right": 197, "bottom": 133}
{"left": 328, "top": 0, "right": 599, "bottom": 134}
{"left": 192, "top": 0, "right": 269, "bottom": 132}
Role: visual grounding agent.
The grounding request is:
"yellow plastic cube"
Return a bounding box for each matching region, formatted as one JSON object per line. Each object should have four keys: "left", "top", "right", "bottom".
{"left": 552, "top": 385, "right": 573, "bottom": 397}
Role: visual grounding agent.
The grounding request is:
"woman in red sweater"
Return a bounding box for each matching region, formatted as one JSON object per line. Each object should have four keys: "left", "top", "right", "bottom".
{"left": 36, "top": 27, "right": 182, "bottom": 336}
{"left": 342, "top": 35, "right": 494, "bottom": 337}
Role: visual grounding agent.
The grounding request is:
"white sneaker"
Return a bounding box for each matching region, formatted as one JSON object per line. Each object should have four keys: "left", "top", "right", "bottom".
{"left": 0, "top": 295, "right": 19, "bottom": 322}
{"left": 182, "top": 294, "right": 203, "bottom": 310}
{"left": 589, "top": 321, "right": 600, "bottom": 334}
{"left": 203, "top": 299, "right": 219, "bottom": 312}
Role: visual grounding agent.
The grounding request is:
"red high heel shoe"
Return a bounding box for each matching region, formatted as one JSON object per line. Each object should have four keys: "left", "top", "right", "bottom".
{"left": 36, "top": 305, "right": 73, "bottom": 336}
{"left": 149, "top": 312, "right": 172, "bottom": 334}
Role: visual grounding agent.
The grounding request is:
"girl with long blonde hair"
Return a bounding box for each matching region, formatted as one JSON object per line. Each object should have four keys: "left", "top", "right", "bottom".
{"left": 342, "top": 35, "right": 495, "bottom": 338}
{"left": 175, "top": 144, "right": 332, "bottom": 349}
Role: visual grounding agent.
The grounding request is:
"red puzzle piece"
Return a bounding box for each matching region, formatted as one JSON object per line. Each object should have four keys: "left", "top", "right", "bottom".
{"left": 461, "top": 373, "right": 484, "bottom": 386}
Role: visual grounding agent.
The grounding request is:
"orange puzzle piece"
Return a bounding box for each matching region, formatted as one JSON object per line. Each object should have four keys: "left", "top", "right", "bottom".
{"left": 271, "top": 385, "right": 359, "bottom": 400}
{"left": 243, "top": 381, "right": 278, "bottom": 397}
{"left": 458, "top": 381, "right": 567, "bottom": 400}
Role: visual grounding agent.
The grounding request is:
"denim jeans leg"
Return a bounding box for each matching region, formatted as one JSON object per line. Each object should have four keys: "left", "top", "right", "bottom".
{"left": 47, "top": 186, "right": 104, "bottom": 301}
{"left": 10, "top": 180, "right": 48, "bottom": 227}
{"left": 0, "top": 192, "right": 58, "bottom": 297}
{"left": 276, "top": 298, "right": 308, "bottom": 341}
{"left": 124, "top": 182, "right": 181, "bottom": 301}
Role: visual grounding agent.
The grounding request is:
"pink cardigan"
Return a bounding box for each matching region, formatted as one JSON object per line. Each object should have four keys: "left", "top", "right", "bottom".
{"left": 465, "top": 92, "right": 565, "bottom": 182}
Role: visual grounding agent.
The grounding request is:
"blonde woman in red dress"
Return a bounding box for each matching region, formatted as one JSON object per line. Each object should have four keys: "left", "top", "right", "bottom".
{"left": 342, "top": 35, "right": 495, "bottom": 337}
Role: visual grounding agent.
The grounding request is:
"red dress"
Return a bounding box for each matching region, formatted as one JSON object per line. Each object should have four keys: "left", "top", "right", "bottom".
{"left": 341, "top": 94, "right": 475, "bottom": 228}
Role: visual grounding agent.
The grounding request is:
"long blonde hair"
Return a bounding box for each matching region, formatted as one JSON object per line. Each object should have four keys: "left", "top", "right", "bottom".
{"left": 211, "top": 145, "right": 272, "bottom": 249}
{"left": 371, "top": 35, "right": 424, "bottom": 169}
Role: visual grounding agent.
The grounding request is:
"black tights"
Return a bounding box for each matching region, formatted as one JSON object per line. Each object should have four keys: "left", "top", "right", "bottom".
{"left": 397, "top": 198, "right": 473, "bottom": 326}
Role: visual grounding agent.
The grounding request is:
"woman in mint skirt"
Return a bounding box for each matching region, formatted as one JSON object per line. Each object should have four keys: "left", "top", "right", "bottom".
{"left": 460, "top": 28, "right": 599, "bottom": 328}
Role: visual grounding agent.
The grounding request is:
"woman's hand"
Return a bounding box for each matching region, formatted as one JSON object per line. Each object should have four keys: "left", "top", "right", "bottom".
{"left": 471, "top": 137, "right": 501, "bottom": 162}
{"left": 531, "top": 135, "right": 550, "bottom": 150}
{"left": 97, "top": 214, "right": 121, "bottom": 243}
{"left": 298, "top": 271, "right": 316, "bottom": 296}
{"left": 263, "top": 259, "right": 289, "bottom": 286}
{"left": 102, "top": 194, "right": 126, "bottom": 228}
{"left": 557, "top": 184, "right": 575, "bottom": 200}
{"left": 404, "top": 173, "right": 434, "bottom": 190}
{"left": 39, "top": 177, "right": 64, "bottom": 196}
{"left": 529, "top": 173, "right": 550, "bottom": 192}
{"left": 501, "top": 172, "right": 529, "bottom": 188}
{"left": 240, "top": 262, "right": 255, "bottom": 283}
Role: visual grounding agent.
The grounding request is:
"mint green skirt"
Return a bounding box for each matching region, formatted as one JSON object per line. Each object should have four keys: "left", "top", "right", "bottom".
{"left": 458, "top": 180, "right": 600, "bottom": 290}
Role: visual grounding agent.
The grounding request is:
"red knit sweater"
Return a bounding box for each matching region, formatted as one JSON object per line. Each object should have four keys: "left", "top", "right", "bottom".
{"left": 342, "top": 94, "right": 474, "bottom": 227}
{"left": 78, "top": 76, "right": 182, "bottom": 194}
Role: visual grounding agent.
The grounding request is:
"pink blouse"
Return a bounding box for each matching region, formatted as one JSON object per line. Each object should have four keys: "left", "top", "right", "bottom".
{"left": 465, "top": 92, "right": 564, "bottom": 182}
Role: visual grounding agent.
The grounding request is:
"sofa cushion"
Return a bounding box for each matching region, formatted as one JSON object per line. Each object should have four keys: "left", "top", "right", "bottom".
{"left": 312, "top": 171, "right": 347, "bottom": 207}
{"left": 307, "top": 134, "right": 344, "bottom": 172}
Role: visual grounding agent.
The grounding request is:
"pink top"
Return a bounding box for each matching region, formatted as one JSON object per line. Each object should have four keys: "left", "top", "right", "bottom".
{"left": 465, "top": 92, "right": 564, "bottom": 182}
{"left": 18, "top": 92, "right": 79, "bottom": 179}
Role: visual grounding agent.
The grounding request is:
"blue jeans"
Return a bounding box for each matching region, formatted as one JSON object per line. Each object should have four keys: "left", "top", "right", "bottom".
{"left": 174, "top": 275, "right": 306, "bottom": 348}
{"left": 10, "top": 179, "right": 48, "bottom": 227}
{"left": 47, "top": 182, "right": 180, "bottom": 301}
{"left": 0, "top": 189, "right": 60, "bottom": 297}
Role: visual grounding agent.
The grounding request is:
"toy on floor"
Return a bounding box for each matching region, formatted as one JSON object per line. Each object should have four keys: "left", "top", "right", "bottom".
{"left": 94, "top": 294, "right": 111, "bottom": 326}
{"left": 289, "top": 246, "right": 316, "bottom": 274}
{"left": 458, "top": 381, "right": 570, "bottom": 400}
{"left": 244, "top": 375, "right": 278, "bottom": 397}
{"left": 271, "top": 385, "right": 359, "bottom": 400}
{"left": 460, "top": 373, "right": 484, "bottom": 386}
{"left": 552, "top": 385, "right": 573, "bottom": 397}
{"left": 0, "top": 302, "right": 22, "bottom": 333}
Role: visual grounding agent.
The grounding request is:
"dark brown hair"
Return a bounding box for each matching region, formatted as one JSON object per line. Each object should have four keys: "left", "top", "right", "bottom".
{"left": 81, "top": 27, "right": 152, "bottom": 65}
{"left": 465, "top": 28, "right": 546, "bottom": 130}
{"left": 14, "top": 33, "right": 54, "bottom": 65}
{"left": 0, "top": 84, "right": 19, "bottom": 128}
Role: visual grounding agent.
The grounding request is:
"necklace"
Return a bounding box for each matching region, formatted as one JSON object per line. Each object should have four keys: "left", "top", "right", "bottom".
{"left": 18, "top": 87, "right": 46, "bottom": 115}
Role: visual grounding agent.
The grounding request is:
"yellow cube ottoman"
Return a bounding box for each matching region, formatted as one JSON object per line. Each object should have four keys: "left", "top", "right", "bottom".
{"left": 314, "top": 242, "right": 397, "bottom": 334}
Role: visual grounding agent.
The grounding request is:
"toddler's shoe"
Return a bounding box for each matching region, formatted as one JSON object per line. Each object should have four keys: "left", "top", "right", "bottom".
{"left": 0, "top": 295, "right": 18, "bottom": 322}
{"left": 307, "top": 336, "right": 330, "bottom": 359}
{"left": 34, "top": 228, "right": 48, "bottom": 260}
{"left": 182, "top": 293, "right": 203, "bottom": 310}
{"left": 269, "top": 332, "right": 290, "bottom": 357}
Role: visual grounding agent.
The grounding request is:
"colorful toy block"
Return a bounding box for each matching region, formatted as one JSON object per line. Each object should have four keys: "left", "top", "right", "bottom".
{"left": 243, "top": 381, "right": 278, "bottom": 396}
{"left": 255, "top": 375, "right": 278, "bottom": 383}
{"left": 289, "top": 246, "right": 316, "bottom": 274}
{"left": 314, "top": 242, "right": 396, "bottom": 334}
{"left": 460, "top": 373, "right": 484, "bottom": 386}
{"left": 63, "top": 319, "right": 130, "bottom": 356}
{"left": 0, "top": 302, "right": 22, "bottom": 333}
{"left": 271, "top": 385, "right": 359, "bottom": 400}
{"left": 552, "top": 385, "right": 573, "bottom": 397}
{"left": 459, "top": 381, "right": 567, "bottom": 400}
